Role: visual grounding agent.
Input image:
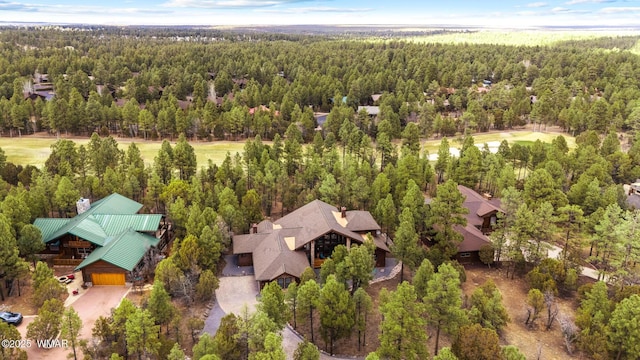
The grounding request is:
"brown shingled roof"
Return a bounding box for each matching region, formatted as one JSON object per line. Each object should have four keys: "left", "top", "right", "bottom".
{"left": 457, "top": 185, "right": 503, "bottom": 227}
{"left": 232, "top": 199, "right": 388, "bottom": 282}
{"left": 455, "top": 224, "right": 491, "bottom": 252}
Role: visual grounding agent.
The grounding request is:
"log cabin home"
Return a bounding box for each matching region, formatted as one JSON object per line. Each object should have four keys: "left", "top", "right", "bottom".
{"left": 33, "top": 193, "right": 170, "bottom": 285}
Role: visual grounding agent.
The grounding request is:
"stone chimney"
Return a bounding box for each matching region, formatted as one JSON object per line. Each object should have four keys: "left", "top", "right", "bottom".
{"left": 341, "top": 206, "right": 347, "bottom": 218}
{"left": 76, "top": 198, "right": 91, "bottom": 214}
{"left": 251, "top": 223, "right": 258, "bottom": 234}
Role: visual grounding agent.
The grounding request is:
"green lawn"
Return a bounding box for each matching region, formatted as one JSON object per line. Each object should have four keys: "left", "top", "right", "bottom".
{"left": 0, "top": 136, "right": 248, "bottom": 168}
{"left": 0, "top": 131, "right": 574, "bottom": 169}
{"left": 421, "top": 131, "right": 575, "bottom": 155}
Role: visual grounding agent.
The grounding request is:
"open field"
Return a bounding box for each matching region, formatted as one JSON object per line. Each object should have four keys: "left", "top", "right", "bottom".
{"left": 405, "top": 30, "right": 640, "bottom": 48}
{"left": 0, "top": 130, "right": 574, "bottom": 169}
{"left": 421, "top": 130, "right": 575, "bottom": 156}
{"left": 0, "top": 135, "right": 247, "bottom": 168}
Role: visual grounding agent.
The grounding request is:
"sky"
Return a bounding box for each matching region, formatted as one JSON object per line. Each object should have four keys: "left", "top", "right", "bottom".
{"left": 1, "top": 0, "right": 640, "bottom": 28}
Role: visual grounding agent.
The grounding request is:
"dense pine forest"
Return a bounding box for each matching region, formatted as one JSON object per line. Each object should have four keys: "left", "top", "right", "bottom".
{"left": 1, "top": 26, "right": 640, "bottom": 360}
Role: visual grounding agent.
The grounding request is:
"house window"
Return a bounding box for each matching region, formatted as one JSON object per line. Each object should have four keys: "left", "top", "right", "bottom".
{"left": 460, "top": 252, "right": 471, "bottom": 258}
{"left": 76, "top": 247, "right": 92, "bottom": 258}
{"left": 276, "top": 277, "right": 293, "bottom": 289}
{"left": 315, "top": 233, "right": 345, "bottom": 259}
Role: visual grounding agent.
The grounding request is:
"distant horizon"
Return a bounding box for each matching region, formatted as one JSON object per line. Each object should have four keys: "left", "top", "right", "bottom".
{"left": 2, "top": 22, "right": 640, "bottom": 33}
{"left": 1, "top": 0, "right": 640, "bottom": 29}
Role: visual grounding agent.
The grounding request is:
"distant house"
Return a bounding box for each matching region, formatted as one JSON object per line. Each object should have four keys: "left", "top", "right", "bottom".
{"left": 426, "top": 185, "right": 504, "bottom": 263}
{"left": 233, "top": 200, "right": 390, "bottom": 288}
{"left": 357, "top": 106, "right": 380, "bottom": 117}
{"left": 314, "top": 113, "right": 329, "bottom": 128}
{"left": 455, "top": 185, "right": 504, "bottom": 263}
{"left": 249, "top": 105, "right": 280, "bottom": 117}
{"left": 24, "top": 91, "right": 55, "bottom": 101}
{"left": 34, "top": 193, "right": 170, "bottom": 285}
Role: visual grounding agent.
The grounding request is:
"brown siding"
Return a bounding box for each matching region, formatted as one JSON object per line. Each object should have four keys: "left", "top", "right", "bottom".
{"left": 375, "top": 248, "right": 387, "bottom": 267}
{"left": 456, "top": 251, "right": 481, "bottom": 264}
{"left": 82, "top": 260, "right": 126, "bottom": 284}
{"left": 238, "top": 253, "right": 253, "bottom": 266}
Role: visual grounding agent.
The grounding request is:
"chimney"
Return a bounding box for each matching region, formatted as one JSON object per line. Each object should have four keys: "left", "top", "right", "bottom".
{"left": 76, "top": 198, "right": 91, "bottom": 214}
{"left": 251, "top": 223, "right": 258, "bottom": 234}
{"left": 341, "top": 206, "right": 347, "bottom": 218}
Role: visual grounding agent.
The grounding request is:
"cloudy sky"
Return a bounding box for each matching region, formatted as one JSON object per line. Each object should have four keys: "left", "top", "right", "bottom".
{"left": 1, "top": 0, "right": 640, "bottom": 27}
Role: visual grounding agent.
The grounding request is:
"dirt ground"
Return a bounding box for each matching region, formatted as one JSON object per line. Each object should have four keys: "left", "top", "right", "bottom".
{"left": 462, "top": 264, "right": 592, "bottom": 360}
{"left": 293, "top": 265, "right": 591, "bottom": 359}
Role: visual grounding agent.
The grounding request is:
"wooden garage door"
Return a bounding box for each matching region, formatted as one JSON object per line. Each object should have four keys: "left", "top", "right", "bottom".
{"left": 92, "top": 273, "right": 125, "bottom": 285}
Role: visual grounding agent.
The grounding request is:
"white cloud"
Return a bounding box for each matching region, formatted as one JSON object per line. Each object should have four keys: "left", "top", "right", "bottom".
{"left": 599, "top": 6, "right": 640, "bottom": 12}
{"left": 526, "top": 2, "right": 548, "bottom": 7}
{"left": 255, "top": 6, "right": 370, "bottom": 14}
{"left": 565, "top": 0, "right": 616, "bottom": 5}
{"left": 163, "top": 0, "right": 312, "bottom": 8}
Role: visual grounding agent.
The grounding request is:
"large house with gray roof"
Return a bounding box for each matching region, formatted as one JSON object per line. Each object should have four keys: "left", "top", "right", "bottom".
{"left": 233, "top": 199, "right": 390, "bottom": 288}
{"left": 34, "top": 193, "right": 170, "bottom": 285}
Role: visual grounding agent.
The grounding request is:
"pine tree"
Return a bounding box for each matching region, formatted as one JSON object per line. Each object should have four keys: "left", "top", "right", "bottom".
{"left": 607, "top": 294, "right": 640, "bottom": 360}
{"left": 27, "top": 298, "right": 64, "bottom": 341}
{"left": 60, "top": 307, "right": 83, "bottom": 360}
{"left": 125, "top": 308, "right": 160, "bottom": 359}
{"left": 319, "top": 275, "right": 355, "bottom": 355}
{"left": 294, "top": 339, "right": 320, "bottom": 360}
{"left": 428, "top": 180, "right": 468, "bottom": 261}
{"left": 468, "top": 280, "right": 510, "bottom": 333}
{"left": 452, "top": 324, "right": 503, "bottom": 360}
{"left": 258, "top": 281, "right": 289, "bottom": 329}
{"left": 297, "top": 279, "right": 320, "bottom": 343}
{"left": 353, "top": 287, "right": 373, "bottom": 351}
{"left": 392, "top": 208, "right": 422, "bottom": 283}
{"left": 147, "top": 281, "right": 175, "bottom": 333}
{"left": 377, "top": 281, "right": 429, "bottom": 360}
{"left": 424, "top": 263, "right": 467, "bottom": 355}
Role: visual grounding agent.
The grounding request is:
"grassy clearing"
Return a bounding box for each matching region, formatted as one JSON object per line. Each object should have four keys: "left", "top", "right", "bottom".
{"left": 421, "top": 131, "right": 575, "bottom": 155}
{"left": 0, "top": 131, "right": 573, "bottom": 169}
{"left": 405, "top": 30, "right": 639, "bottom": 47}
{"left": 0, "top": 136, "right": 247, "bottom": 168}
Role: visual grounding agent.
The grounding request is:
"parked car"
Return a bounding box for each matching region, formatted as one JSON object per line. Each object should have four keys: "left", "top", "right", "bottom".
{"left": 58, "top": 274, "right": 75, "bottom": 284}
{"left": 0, "top": 311, "right": 23, "bottom": 325}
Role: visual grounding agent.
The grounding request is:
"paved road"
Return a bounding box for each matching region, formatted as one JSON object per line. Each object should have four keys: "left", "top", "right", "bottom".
{"left": 546, "top": 243, "right": 601, "bottom": 281}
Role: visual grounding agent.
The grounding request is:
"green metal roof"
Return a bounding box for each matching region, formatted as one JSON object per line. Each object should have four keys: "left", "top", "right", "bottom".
{"left": 75, "top": 230, "right": 160, "bottom": 272}
{"left": 34, "top": 193, "right": 146, "bottom": 244}
{"left": 33, "top": 218, "right": 70, "bottom": 242}
{"left": 88, "top": 193, "right": 143, "bottom": 215}
{"left": 68, "top": 217, "right": 108, "bottom": 246}
{"left": 34, "top": 193, "right": 163, "bottom": 273}
{"left": 94, "top": 214, "right": 162, "bottom": 235}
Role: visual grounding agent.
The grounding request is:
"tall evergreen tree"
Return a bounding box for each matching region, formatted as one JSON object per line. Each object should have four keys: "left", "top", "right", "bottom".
{"left": 377, "top": 281, "right": 429, "bottom": 360}
{"left": 318, "top": 275, "right": 355, "bottom": 355}
{"left": 424, "top": 263, "right": 467, "bottom": 355}
{"left": 428, "top": 180, "right": 468, "bottom": 261}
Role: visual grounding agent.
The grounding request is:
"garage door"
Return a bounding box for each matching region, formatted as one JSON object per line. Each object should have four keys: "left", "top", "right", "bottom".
{"left": 91, "top": 273, "right": 125, "bottom": 285}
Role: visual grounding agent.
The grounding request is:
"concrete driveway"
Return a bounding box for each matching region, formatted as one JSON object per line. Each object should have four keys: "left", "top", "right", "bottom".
{"left": 215, "top": 276, "right": 259, "bottom": 315}
{"left": 17, "top": 286, "right": 129, "bottom": 360}
{"left": 202, "top": 276, "right": 259, "bottom": 341}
